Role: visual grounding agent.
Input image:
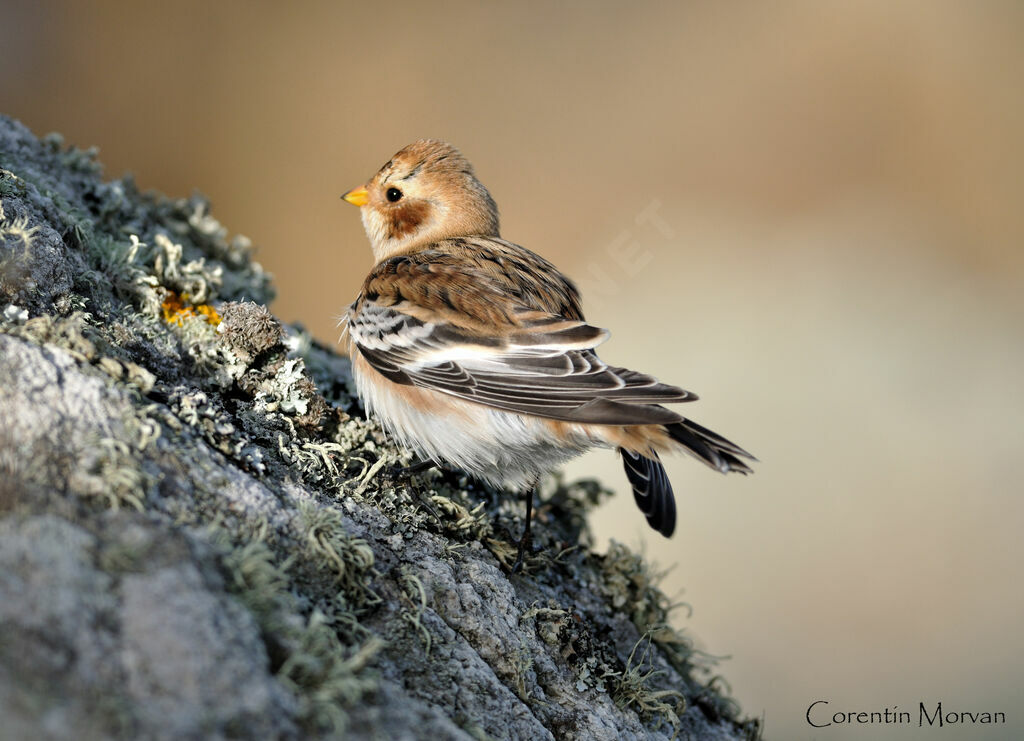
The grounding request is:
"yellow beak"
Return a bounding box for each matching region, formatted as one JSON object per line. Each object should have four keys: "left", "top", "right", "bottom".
{"left": 342, "top": 186, "right": 370, "bottom": 207}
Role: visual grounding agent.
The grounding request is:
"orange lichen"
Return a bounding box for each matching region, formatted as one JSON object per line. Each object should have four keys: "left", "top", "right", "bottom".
{"left": 161, "top": 291, "right": 221, "bottom": 326}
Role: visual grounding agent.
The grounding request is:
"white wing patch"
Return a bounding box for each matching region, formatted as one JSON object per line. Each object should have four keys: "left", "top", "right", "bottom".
{"left": 349, "top": 302, "right": 693, "bottom": 425}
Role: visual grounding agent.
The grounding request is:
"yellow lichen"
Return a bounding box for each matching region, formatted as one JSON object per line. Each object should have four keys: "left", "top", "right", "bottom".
{"left": 161, "top": 290, "right": 221, "bottom": 326}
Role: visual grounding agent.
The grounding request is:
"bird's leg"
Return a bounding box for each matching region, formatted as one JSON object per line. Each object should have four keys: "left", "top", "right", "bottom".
{"left": 390, "top": 459, "right": 443, "bottom": 524}
{"left": 510, "top": 476, "right": 540, "bottom": 574}
{"left": 392, "top": 458, "right": 437, "bottom": 480}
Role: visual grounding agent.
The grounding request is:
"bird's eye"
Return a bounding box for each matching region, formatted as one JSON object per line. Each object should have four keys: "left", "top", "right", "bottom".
{"left": 386, "top": 187, "right": 403, "bottom": 202}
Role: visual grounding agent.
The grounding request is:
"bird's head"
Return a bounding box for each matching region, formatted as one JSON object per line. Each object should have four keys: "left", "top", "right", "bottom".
{"left": 342, "top": 139, "right": 500, "bottom": 260}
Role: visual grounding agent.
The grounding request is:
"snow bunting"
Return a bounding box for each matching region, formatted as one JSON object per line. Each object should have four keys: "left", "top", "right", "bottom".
{"left": 342, "top": 140, "right": 753, "bottom": 560}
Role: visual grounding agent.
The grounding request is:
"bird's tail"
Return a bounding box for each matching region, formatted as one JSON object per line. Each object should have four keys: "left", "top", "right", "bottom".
{"left": 665, "top": 418, "right": 756, "bottom": 475}
{"left": 620, "top": 448, "right": 676, "bottom": 537}
{"left": 619, "top": 418, "right": 755, "bottom": 538}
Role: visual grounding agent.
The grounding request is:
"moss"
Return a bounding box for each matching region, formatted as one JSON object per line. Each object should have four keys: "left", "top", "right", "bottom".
{"left": 296, "top": 499, "right": 379, "bottom": 613}
{"left": 612, "top": 634, "right": 686, "bottom": 738}
{"left": 398, "top": 567, "right": 432, "bottom": 656}
{"left": 211, "top": 525, "right": 384, "bottom": 735}
{"left": 276, "top": 611, "right": 385, "bottom": 734}
{"left": 3, "top": 313, "right": 97, "bottom": 361}
{"left": 598, "top": 540, "right": 678, "bottom": 637}
{"left": 220, "top": 539, "right": 293, "bottom": 622}
{"left": 0, "top": 170, "right": 24, "bottom": 198}
{"left": 0, "top": 205, "right": 41, "bottom": 247}
{"left": 67, "top": 435, "right": 148, "bottom": 512}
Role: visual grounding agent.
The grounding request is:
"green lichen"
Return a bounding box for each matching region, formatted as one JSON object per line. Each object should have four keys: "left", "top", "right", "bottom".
{"left": 612, "top": 634, "right": 686, "bottom": 738}
{"left": 0, "top": 204, "right": 41, "bottom": 246}
{"left": 65, "top": 434, "right": 148, "bottom": 512}
{"left": 296, "top": 499, "right": 379, "bottom": 613}
{"left": 211, "top": 525, "right": 385, "bottom": 734}
{"left": 276, "top": 611, "right": 384, "bottom": 734}
{"left": 221, "top": 539, "right": 293, "bottom": 622}
{"left": 398, "top": 567, "right": 432, "bottom": 656}
{"left": 599, "top": 540, "right": 678, "bottom": 636}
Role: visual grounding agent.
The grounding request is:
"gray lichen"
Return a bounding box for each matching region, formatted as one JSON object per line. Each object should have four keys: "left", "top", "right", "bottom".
{"left": 0, "top": 113, "right": 759, "bottom": 740}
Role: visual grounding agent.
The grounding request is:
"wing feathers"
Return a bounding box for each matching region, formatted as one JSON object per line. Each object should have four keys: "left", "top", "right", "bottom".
{"left": 349, "top": 246, "right": 696, "bottom": 426}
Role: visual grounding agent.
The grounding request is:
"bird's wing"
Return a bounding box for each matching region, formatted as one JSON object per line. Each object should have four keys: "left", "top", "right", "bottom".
{"left": 348, "top": 256, "right": 694, "bottom": 425}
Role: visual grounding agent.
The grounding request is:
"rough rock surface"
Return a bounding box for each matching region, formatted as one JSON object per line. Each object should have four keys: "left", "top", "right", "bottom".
{"left": 0, "top": 114, "right": 760, "bottom": 740}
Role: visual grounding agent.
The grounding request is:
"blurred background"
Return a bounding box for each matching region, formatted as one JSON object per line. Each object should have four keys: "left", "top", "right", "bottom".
{"left": 3, "top": 1, "right": 1022, "bottom": 738}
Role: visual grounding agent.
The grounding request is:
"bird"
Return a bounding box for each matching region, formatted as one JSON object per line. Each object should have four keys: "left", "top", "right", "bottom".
{"left": 340, "top": 139, "right": 754, "bottom": 569}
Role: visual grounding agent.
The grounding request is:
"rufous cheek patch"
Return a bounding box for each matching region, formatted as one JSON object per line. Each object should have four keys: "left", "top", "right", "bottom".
{"left": 387, "top": 201, "right": 431, "bottom": 241}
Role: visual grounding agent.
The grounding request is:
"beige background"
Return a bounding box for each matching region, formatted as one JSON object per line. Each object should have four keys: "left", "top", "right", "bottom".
{"left": 3, "top": 2, "right": 1022, "bottom": 738}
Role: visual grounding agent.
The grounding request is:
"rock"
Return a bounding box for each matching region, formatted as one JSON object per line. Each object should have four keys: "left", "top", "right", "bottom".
{"left": 0, "top": 114, "right": 759, "bottom": 740}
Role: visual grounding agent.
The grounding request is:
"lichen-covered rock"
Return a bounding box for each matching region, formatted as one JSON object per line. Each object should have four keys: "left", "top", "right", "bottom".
{"left": 0, "top": 114, "right": 759, "bottom": 740}
{"left": 0, "top": 514, "right": 298, "bottom": 740}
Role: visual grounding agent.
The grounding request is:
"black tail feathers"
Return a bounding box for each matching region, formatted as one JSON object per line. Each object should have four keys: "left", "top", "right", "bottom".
{"left": 621, "top": 449, "right": 676, "bottom": 537}
{"left": 666, "top": 418, "right": 756, "bottom": 475}
{"left": 621, "top": 419, "right": 755, "bottom": 538}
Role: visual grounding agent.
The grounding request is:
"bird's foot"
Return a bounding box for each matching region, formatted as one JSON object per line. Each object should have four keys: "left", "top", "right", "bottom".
{"left": 391, "top": 458, "right": 437, "bottom": 481}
